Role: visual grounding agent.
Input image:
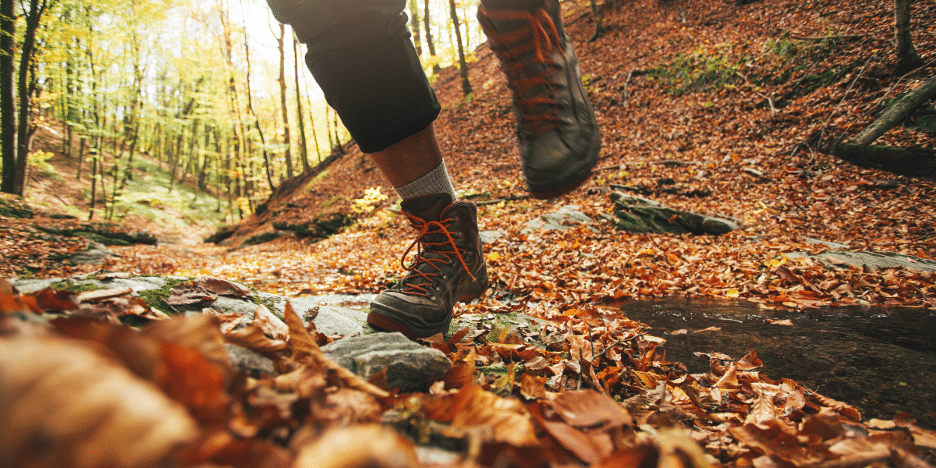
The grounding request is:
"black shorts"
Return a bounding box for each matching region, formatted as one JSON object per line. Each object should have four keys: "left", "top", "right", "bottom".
{"left": 268, "top": 0, "right": 542, "bottom": 153}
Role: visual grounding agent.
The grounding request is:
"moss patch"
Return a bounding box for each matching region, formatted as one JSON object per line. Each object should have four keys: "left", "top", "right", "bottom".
{"left": 135, "top": 277, "right": 191, "bottom": 315}
{"left": 0, "top": 195, "right": 33, "bottom": 218}
{"left": 50, "top": 279, "right": 103, "bottom": 294}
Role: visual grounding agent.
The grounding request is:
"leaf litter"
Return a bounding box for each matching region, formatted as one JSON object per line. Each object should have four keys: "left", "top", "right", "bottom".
{"left": 3, "top": 0, "right": 936, "bottom": 465}
{"left": 3, "top": 279, "right": 936, "bottom": 468}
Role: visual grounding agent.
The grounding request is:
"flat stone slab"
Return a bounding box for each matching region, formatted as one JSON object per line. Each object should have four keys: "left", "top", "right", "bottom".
{"left": 11, "top": 276, "right": 368, "bottom": 337}
{"left": 524, "top": 205, "right": 596, "bottom": 232}
{"left": 321, "top": 332, "right": 451, "bottom": 393}
{"left": 786, "top": 250, "right": 936, "bottom": 272}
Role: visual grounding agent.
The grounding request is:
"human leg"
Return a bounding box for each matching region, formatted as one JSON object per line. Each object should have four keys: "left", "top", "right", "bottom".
{"left": 269, "top": 0, "right": 487, "bottom": 337}
{"left": 477, "top": 0, "right": 601, "bottom": 199}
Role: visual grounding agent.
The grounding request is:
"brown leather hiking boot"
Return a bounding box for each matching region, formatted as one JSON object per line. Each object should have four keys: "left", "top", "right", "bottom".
{"left": 368, "top": 193, "right": 488, "bottom": 338}
{"left": 478, "top": 0, "right": 600, "bottom": 199}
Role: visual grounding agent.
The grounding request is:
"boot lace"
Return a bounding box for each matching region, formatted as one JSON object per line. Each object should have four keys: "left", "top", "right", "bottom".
{"left": 479, "top": 5, "right": 563, "bottom": 136}
{"left": 398, "top": 212, "right": 476, "bottom": 298}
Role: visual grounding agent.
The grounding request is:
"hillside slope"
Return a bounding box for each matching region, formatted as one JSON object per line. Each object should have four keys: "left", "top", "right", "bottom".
{"left": 7, "top": 0, "right": 936, "bottom": 311}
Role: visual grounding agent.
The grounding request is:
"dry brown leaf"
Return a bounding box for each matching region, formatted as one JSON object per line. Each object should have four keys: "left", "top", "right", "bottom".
{"left": 283, "top": 300, "right": 316, "bottom": 364}
{"left": 224, "top": 323, "right": 289, "bottom": 356}
{"left": 548, "top": 389, "right": 634, "bottom": 429}
{"left": 196, "top": 276, "right": 252, "bottom": 298}
{"left": 144, "top": 314, "right": 233, "bottom": 376}
{"left": 737, "top": 350, "right": 763, "bottom": 370}
{"left": 33, "top": 288, "right": 78, "bottom": 312}
{"left": 293, "top": 425, "right": 419, "bottom": 468}
{"left": 167, "top": 281, "right": 218, "bottom": 306}
{"left": 0, "top": 337, "right": 198, "bottom": 468}
{"left": 424, "top": 384, "right": 539, "bottom": 447}
{"left": 253, "top": 304, "right": 289, "bottom": 341}
{"left": 76, "top": 287, "right": 132, "bottom": 303}
{"left": 528, "top": 401, "right": 615, "bottom": 464}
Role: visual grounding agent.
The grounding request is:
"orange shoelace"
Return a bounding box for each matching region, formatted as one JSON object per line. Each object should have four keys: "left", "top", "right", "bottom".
{"left": 399, "top": 212, "right": 476, "bottom": 297}
{"left": 478, "top": 5, "right": 563, "bottom": 136}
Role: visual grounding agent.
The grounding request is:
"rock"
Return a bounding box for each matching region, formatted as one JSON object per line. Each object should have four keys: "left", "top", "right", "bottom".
{"left": 785, "top": 250, "right": 936, "bottom": 273}
{"left": 10, "top": 274, "right": 370, "bottom": 338}
{"left": 321, "top": 332, "right": 451, "bottom": 393}
{"left": 11, "top": 278, "right": 67, "bottom": 293}
{"left": 68, "top": 242, "right": 117, "bottom": 265}
{"left": 524, "top": 205, "right": 595, "bottom": 232}
{"left": 479, "top": 230, "right": 506, "bottom": 244}
{"left": 606, "top": 193, "right": 739, "bottom": 235}
{"left": 224, "top": 343, "right": 276, "bottom": 378}
{"left": 287, "top": 297, "right": 368, "bottom": 337}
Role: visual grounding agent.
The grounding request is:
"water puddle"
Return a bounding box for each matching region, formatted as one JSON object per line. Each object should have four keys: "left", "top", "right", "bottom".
{"left": 617, "top": 299, "right": 936, "bottom": 429}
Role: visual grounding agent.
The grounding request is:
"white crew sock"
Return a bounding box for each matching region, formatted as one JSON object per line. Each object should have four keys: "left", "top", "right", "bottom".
{"left": 394, "top": 160, "right": 457, "bottom": 201}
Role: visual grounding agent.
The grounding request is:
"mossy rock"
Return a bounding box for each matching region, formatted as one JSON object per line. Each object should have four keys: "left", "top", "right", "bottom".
{"left": 243, "top": 231, "right": 288, "bottom": 246}
{"left": 36, "top": 224, "right": 157, "bottom": 246}
{"left": 0, "top": 195, "right": 33, "bottom": 218}
{"left": 273, "top": 212, "right": 354, "bottom": 239}
{"left": 206, "top": 225, "right": 237, "bottom": 244}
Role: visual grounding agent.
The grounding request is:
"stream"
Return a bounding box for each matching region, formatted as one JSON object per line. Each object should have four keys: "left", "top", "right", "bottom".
{"left": 618, "top": 299, "right": 936, "bottom": 429}
{"left": 307, "top": 294, "right": 936, "bottom": 429}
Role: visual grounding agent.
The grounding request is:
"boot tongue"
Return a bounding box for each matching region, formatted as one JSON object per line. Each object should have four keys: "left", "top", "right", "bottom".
{"left": 400, "top": 193, "right": 454, "bottom": 222}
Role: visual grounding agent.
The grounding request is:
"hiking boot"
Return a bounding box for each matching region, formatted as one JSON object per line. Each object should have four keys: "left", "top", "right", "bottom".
{"left": 368, "top": 193, "right": 488, "bottom": 338}
{"left": 478, "top": 0, "right": 600, "bottom": 199}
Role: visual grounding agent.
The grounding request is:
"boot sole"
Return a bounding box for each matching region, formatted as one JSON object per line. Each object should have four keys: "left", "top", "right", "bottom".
{"left": 368, "top": 275, "right": 488, "bottom": 339}
{"left": 526, "top": 126, "right": 601, "bottom": 200}
{"left": 529, "top": 174, "right": 591, "bottom": 200}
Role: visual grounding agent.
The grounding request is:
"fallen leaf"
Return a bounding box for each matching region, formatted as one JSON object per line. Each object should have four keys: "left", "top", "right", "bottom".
{"left": 0, "top": 337, "right": 198, "bottom": 468}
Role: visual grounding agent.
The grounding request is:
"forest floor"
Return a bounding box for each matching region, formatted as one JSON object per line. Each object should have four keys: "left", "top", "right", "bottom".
{"left": 83, "top": 0, "right": 936, "bottom": 310}
{"left": 3, "top": 0, "right": 936, "bottom": 466}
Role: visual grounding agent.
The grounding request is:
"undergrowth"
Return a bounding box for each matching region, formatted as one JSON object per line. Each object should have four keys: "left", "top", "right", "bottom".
{"left": 651, "top": 32, "right": 849, "bottom": 100}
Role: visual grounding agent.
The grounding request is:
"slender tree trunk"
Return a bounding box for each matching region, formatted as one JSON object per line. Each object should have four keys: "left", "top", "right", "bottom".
{"left": 894, "top": 0, "right": 923, "bottom": 74}
{"left": 120, "top": 122, "right": 140, "bottom": 189}
{"left": 234, "top": 0, "right": 275, "bottom": 190}
{"left": 308, "top": 101, "right": 322, "bottom": 163}
{"left": 293, "top": 36, "right": 310, "bottom": 172}
{"left": 449, "top": 0, "right": 472, "bottom": 97}
{"left": 424, "top": 0, "right": 440, "bottom": 74}
{"left": 276, "top": 22, "right": 294, "bottom": 179}
{"left": 0, "top": 0, "right": 15, "bottom": 193}
{"left": 589, "top": 0, "right": 605, "bottom": 42}
{"left": 325, "top": 105, "right": 334, "bottom": 151}
{"left": 88, "top": 149, "right": 99, "bottom": 220}
{"left": 76, "top": 138, "right": 86, "bottom": 179}
{"left": 331, "top": 107, "right": 344, "bottom": 154}
{"left": 409, "top": 0, "right": 422, "bottom": 55}
{"left": 169, "top": 131, "right": 183, "bottom": 192}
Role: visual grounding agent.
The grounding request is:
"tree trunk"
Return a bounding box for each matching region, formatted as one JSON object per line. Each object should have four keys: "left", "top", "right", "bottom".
{"left": 409, "top": 0, "right": 421, "bottom": 55}
{"left": 234, "top": 0, "right": 275, "bottom": 190}
{"left": 277, "top": 22, "right": 294, "bottom": 179}
{"left": 293, "top": 35, "right": 310, "bottom": 172}
{"left": 449, "top": 0, "right": 472, "bottom": 97}
{"left": 424, "top": 0, "right": 440, "bottom": 74}
{"left": 88, "top": 149, "right": 99, "bottom": 220}
{"left": 169, "top": 131, "right": 183, "bottom": 192}
{"left": 13, "top": 0, "right": 49, "bottom": 196}
{"left": 325, "top": 105, "right": 334, "bottom": 150}
{"left": 76, "top": 138, "right": 87, "bottom": 179}
{"left": 852, "top": 74, "right": 936, "bottom": 146}
{"left": 303, "top": 72, "right": 322, "bottom": 163}
{"left": 120, "top": 122, "right": 140, "bottom": 189}
{"left": 824, "top": 143, "right": 936, "bottom": 180}
{"left": 894, "top": 0, "right": 923, "bottom": 74}
{"left": 0, "top": 0, "right": 15, "bottom": 194}
{"left": 589, "top": 0, "right": 605, "bottom": 42}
